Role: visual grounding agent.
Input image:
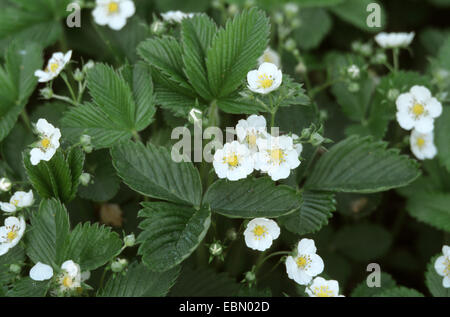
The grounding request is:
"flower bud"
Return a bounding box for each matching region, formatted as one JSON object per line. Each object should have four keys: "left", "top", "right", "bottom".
{"left": 83, "top": 60, "right": 95, "bottom": 72}
{"left": 124, "top": 233, "right": 136, "bottom": 247}
{"left": 245, "top": 271, "right": 256, "bottom": 282}
{"left": 80, "top": 134, "right": 91, "bottom": 146}
{"left": 387, "top": 88, "right": 400, "bottom": 101}
{"left": 290, "top": 18, "right": 302, "bottom": 29}
{"left": 74, "top": 68, "right": 84, "bottom": 82}
{"left": 347, "top": 82, "right": 360, "bottom": 93}
{"left": 347, "top": 65, "right": 360, "bottom": 79}
{"left": 226, "top": 228, "right": 237, "bottom": 241}
{"left": 310, "top": 132, "right": 325, "bottom": 146}
{"left": 273, "top": 12, "right": 284, "bottom": 25}
{"left": 284, "top": 3, "right": 299, "bottom": 18}
{"left": 79, "top": 173, "right": 92, "bottom": 186}
{"left": 372, "top": 52, "right": 387, "bottom": 64}
{"left": 0, "top": 177, "right": 12, "bottom": 192}
{"left": 284, "top": 38, "right": 296, "bottom": 52}
{"left": 295, "top": 61, "right": 307, "bottom": 74}
{"left": 9, "top": 264, "right": 21, "bottom": 274}
{"left": 188, "top": 108, "right": 202, "bottom": 126}
{"left": 209, "top": 242, "right": 223, "bottom": 256}
{"left": 150, "top": 20, "right": 166, "bottom": 35}
{"left": 228, "top": 4, "right": 239, "bottom": 16}
{"left": 111, "top": 258, "right": 128, "bottom": 273}
{"left": 40, "top": 87, "right": 53, "bottom": 99}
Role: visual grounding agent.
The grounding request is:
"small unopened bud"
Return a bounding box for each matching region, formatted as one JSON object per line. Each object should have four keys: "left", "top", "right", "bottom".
{"left": 310, "top": 132, "right": 325, "bottom": 146}
{"left": 111, "top": 258, "right": 128, "bottom": 273}
{"left": 245, "top": 271, "right": 256, "bottom": 282}
{"left": 347, "top": 65, "right": 360, "bottom": 79}
{"left": 347, "top": 82, "right": 360, "bottom": 93}
{"left": 295, "top": 61, "right": 307, "bottom": 74}
{"left": 284, "top": 3, "right": 299, "bottom": 18}
{"left": 79, "top": 173, "right": 91, "bottom": 186}
{"left": 73, "top": 68, "right": 84, "bottom": 82}
{"left": 40, "top": 87, "right": 53, "bottom": 99}
{"left": 188, "top": 108, "right": 202, "bottom": 126}
{"left": 290, "top": 18, "right": 302, "bottom": 29}
{"left": 387, "top": 88, "right": 400, "bottom": 101}
{"left": 360, "top": 43, "right": 373, "bottom": 56}
{"left": 228, "top": 4, "right": 239, "bottom": 15}
{"left": 0, "top": 177, "right": 12, "bottom": 192}
{"left": 151, "top": 20, "right": 166, "bottom": 35}
{"left": 244, "top": 0, "right": 256, "bottom": 8}
{"left": 124, "top": 234, "right": 136, "bottom": 247}
{"left": 226, "top": 228, "right": 237, "bottom": 241}
{"left": 83, "top": 60, "right": 95, "bottom": 72}
{"left": 284, "top": 38, "right": 296, "bottom": 52}
{"left": 80, "top": 134, "right": 91, "bottom": 146}
{"left": 209, "top": 242, "right": 223, "bottom": 256}
{"left": 300, "top": 127, "right": 311, "bottom": 139}
{"left": 9, "top": 264, "right": 21, "bottom": 274}
{"left": 372, "top": 52, "right": 387, "bottom": 64}
{"left": 273, "top": 12, "right": 284, "bottom": 25}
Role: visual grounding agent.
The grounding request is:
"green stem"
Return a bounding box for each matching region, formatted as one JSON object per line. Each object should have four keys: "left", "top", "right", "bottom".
{"left": 132, "top": 130, "right": 141, "bottom": 142}
{"left": 61, "top": 73, "right": 77, "bottom": 102}
{"left": 20, "top": 110, "right": 32, "bottom": 131}
{"left": 392, "top": 48, "right": 399, "bottom": 72}
{"left": 52, "top": 94, "right": 79, "bottom": 107}
{"left": 254, "top": 251, "right": 290, "bottom": 275}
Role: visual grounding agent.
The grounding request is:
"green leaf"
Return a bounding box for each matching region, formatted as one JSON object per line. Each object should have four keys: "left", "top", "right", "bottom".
{"left": 425, "top": 254, "right": 450, "bottom": 297}
{"left": 293, "top": 8, "right": 332, "bottom": 50}
{"left": 334, "top": 223, "right": 392, "bottom": 262}
{"left": 279, "top": 190, "right": 336, "bottom": 235}
{"left": 375, "top": 286, "right": 424, "bottom": 297}
{"left": 181, "top": 14, "right": 217, "bottom": 100}
{"left": 169, "top": 266, "right": 240, "bottom": 296}
{"left": 6, "top": 278, "right": 49, "bottom": 297}
{"left": 292, "top": 0, "right": 345, "bottom": 6}
{"left": 137, "top": 202, "right": 211, "bottom": 272}
{"left": 206, "top": 8, "right": 270, "bottom": 98}
{"left": 64, "top": 222, "right": 122, "bottom": 271}
{"left": 350, "top": 272, "right": 397, "bottom": 297}
{"left": 305, "top": 136, "right": 421, "bottom": 193}
{"left": 61, "top": 63, "right": 155, "bottom": 149}
{"left": 329, "top": 0, "right": 386, "bottom": 32}
{"left": 216, "top": 94, "right": 267, "bottom": 114}
{"left": 0, "top": 41, "right": 42, "bottom": 141}
{"left": 435, "top": 106, "right": 450, "bottom": 172}
{"left": 98, "top": 262, "right": 180, "bottom": 297}
{"left": 1, "top": 122, "right": 33, "bottom": 180}
{"left": 0, "top": 245, "right": 25, "bottom": 285}
{"left": 78, "top": 150, "right": 120, "bottom": 202}
{"left": 25, "top": 199, "right": 70, "bottom": 268}
{"left": 137, "top": 36, "right": 193, "bottom": 92}
{"left": 111, "top": 141, "right": 202, "bottom": 207}
{"left": 203, "top": 177, "right": 302, "bottom": 218}
{"left": 405, "top": 192, "right": 450, "bottom": 233}
{"left": 24, "top": 148, "right": 85, "bottom": 203}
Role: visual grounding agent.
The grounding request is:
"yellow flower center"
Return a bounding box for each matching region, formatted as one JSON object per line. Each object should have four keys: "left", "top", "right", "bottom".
{"left": 108, "top": 1, "right": 119, "bottom": 13}
{"left": 225, "top": 154, "right": 239, "bottom": 167}
{"left": 12, "top": 199, "right": 19, "bottom": 206}
{"left": 7, "top": 231, "right": 17, "bottom": 241}
{"left": 63, "top": 276, "right": 73, "bottom": 288}
{"left": 49, "top": 62, "right": 59, "bottom": 73}
{"left": 314, "top": 286, "right": 334, "bottom": 297}
{"left": 41, "top": 138, "right": 51, "bottom": 149}
{"left": 253, "top": 225, "right": 266, "bottom": 237}
{"left": 416, "top": 138, "right": 425, "bottom": 148}
{"left": 296, "top": 255, "right": 310, "bottom": 268}
{"left": 247, "top": 134, "right": 257, "bottom": 147}
{"left": 444, "top": 258, "right": 450, "bottom": 277}
{"left": 257, "top": 74, "right": 273, "bottom": 89}
{"left": 263, "top": 54, "right": 273, "bottom": 63}
{"left": 412, "top": 103, "right": 425, "bottom": 116}
{"left": 270, "top": 149, "right": 284, "bottom": 164}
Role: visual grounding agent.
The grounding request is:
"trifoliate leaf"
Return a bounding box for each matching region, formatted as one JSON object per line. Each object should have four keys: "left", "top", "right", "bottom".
{"left": 111, "top": 141, "right": 202, "bottom": 207}
{"left": 25, "top": 199, "right": 70, "bottom": 268}
{"left": 279, "top": 190, "right": 335, "bottom": 235}
{"left": 137, "top": 202, "right": 211, "bottom": 272}
{"left": 64, "top": 222, "right": 123, "bottom": 271}
{"left": 206, "top": 8, "right": 270, "bottom": 98}
{"left": 405, "top": 192, "right": 450, "bottom": 233}
{"left": 203, "top": 177, "right": 302, "bottom": 218}
{"left": 98, "top": 262, "right": 180, "bottom": 297}
{"left": 305, "top": 136, "right": 421, "bottom": 193}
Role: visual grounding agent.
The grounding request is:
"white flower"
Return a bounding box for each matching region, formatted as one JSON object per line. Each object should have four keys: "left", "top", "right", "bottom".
{"left": 285, "top": 238, "right": 324, "bottom": 285}
{"left": 258, "top": 48, "right": 281, "bottom": 68}
{"left": 291, "top": 134, "right": 304, "bottom": 156}
{"left": 410, "top": 129, "right": 437, "bottom": 160}
{"left": 0, "top": 178, "right": 12, "bottom": 192}
{"left": 254, "top": 135, "right": 300, "bottom": 181}
{"left": 161, "top": 10, "right": 194, "bottom": 23}
{"left": 244, "top": 218, "right": 280, "bottom": 251}
{"left": 0, "top": 216, "right": 26, "bottom": 256}
{"left": 434, "top": 245, "right": 450, "bottom": 288}
{"left": 30, "top": 262, "right": 54, "bottom": 281}
{"left": 59, "top": 260, "right": 82, "bottom": 291}
{"left": 0, "top": 190, "right": 34, "bottom": 213}
{"left": 213, "top": 141, "right": 254, "bottom": 181}
{"left": 306, "top": 277, "right": 344, "bottom": 297}
{"left": 375, "top": 32, "right": 415, "bottom": 49}
{"left": 30, "top": 119, "right": 61, "bottom": 166}
{"left": 247, "top": 62, "right": 282, "bottom": 95}
{"left": 236, "top": 115, "right": 268, "bottom": 152}
{"left": 396, "top": 85, "right": 442, "bottom": 133}
{"left": 34, "top": 51, "right": 72, "bottom": 83}
{"left": 92, "top": 0, "right": 136, "bottom": 30}
{"left": 347, "top": 64, "right": 360, "bottom": 79}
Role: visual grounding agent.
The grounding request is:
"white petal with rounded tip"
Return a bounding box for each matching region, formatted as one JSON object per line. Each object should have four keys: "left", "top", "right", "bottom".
{"left": 297, "top": 238, "right": 317, "bottom": 254}
{"left": 0, "top": 203, "right": 16, "bottom": 213}
{"left": 443, "top": 245, "right": 450, "bottom": 256}
{"left": 396, "top": 112, "right": 415, "bottom": 130}
{"left": 304, "top": 253, "right": 324, "bottom": 276}
{"left": 434, "top": 255, "right": 446, "bottom": 276}
{"left": 121, "top": 0, "right": 136, "bottom": 18}
{"left": 410, "top": 85, "right": 431, "bottom": 103}
{"left": 427, "top": 98, "right": 442, "bottom": 118}
{"left": 30, "top": 262, "right": 54, "bottom": 281}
